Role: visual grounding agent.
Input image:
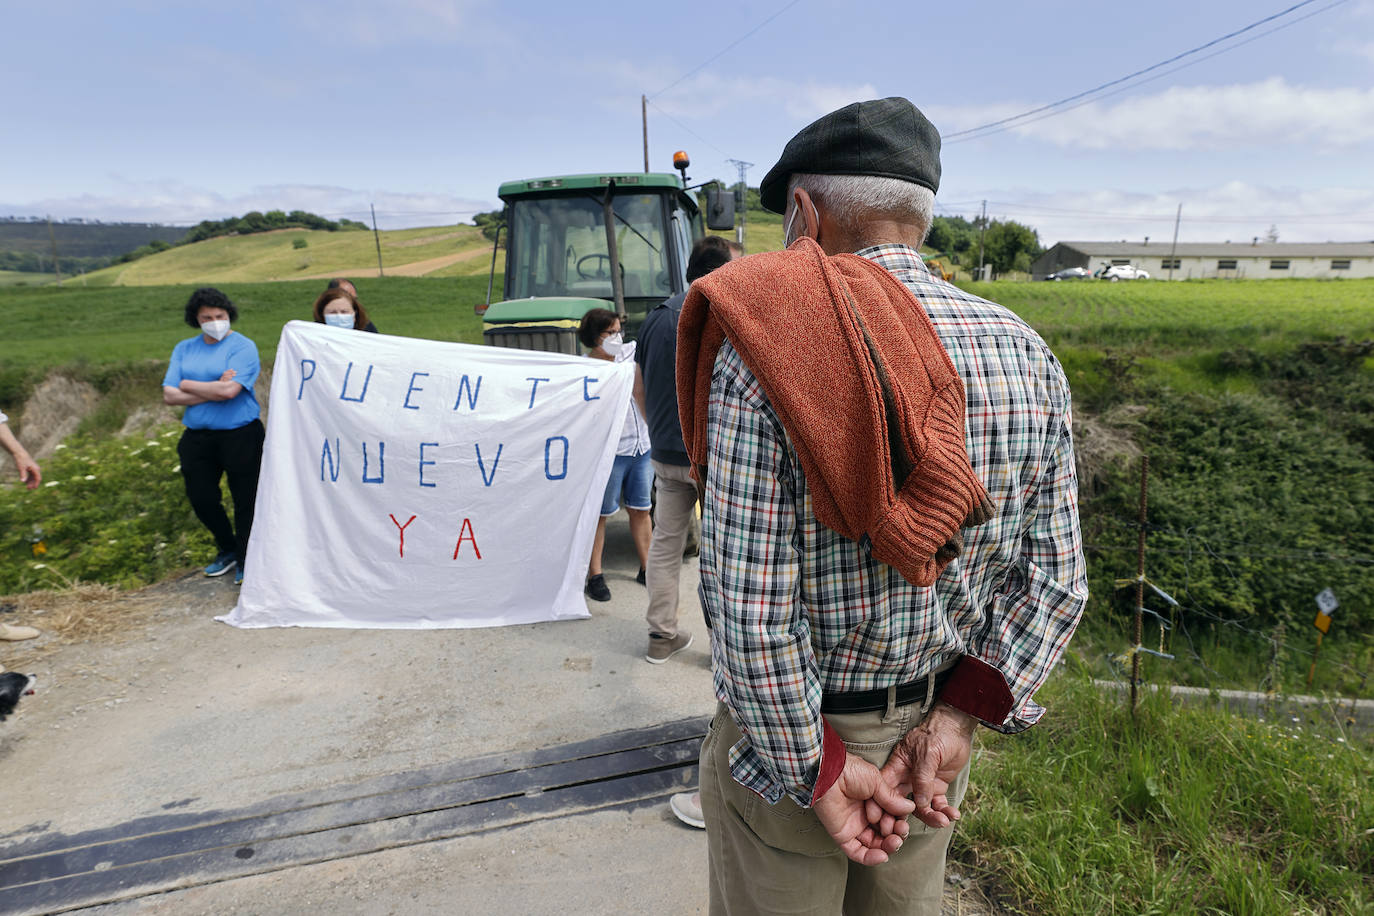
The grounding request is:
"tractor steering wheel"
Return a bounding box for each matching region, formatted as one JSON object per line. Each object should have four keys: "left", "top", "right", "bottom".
{"left": 576, "top": 253, "right": 621, "bottom": 281}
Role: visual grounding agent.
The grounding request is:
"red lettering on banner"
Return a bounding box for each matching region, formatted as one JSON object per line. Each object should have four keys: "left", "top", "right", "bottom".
{"left": 389, "top": 513, "right": 417, "bottom": 557}
{"left": 452, "top": 518, "right": 482, "bottom": 560}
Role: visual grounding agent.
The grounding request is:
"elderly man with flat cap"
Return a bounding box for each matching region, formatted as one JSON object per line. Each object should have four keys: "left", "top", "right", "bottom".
{"left": 676, "top": 97, "right": 1087, "bottom": 914}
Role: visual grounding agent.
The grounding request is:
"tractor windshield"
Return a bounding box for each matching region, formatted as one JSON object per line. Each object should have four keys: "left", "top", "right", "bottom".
{"left": 507, "top": 193, "right": 672, "bottom": 302}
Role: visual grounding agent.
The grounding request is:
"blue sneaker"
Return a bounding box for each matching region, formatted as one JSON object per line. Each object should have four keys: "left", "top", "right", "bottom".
{"left": 233, "top": 567, "right": 244, "bottom": 586}
{"left": 204, "top": 552, "right": 237, "bottom": 578}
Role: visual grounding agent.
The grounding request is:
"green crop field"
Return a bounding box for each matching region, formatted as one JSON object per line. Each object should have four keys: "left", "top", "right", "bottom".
{"left": 0, "top": 269, "right": 58, "bottom": 288}
{"left": 982, "top": 277, "right": 1374, "bottom": 402}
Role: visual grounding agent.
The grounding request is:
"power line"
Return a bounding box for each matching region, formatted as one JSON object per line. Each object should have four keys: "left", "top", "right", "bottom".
{"left": 947, "top": 0, "right": 1352, "bottom": 145}
{"left": 644, "top": 97, "right": 731, "bottom": 160}
{"left": 649, "top": 0, "right": 805, "bottom": 100}
{"left": 944, "top": 0, "right": 1347, "bottom": 142}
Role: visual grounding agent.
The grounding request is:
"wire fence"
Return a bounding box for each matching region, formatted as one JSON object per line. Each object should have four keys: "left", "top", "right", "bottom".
{"left": 1091, "top": 462, "right": 1370, "bottom": 704}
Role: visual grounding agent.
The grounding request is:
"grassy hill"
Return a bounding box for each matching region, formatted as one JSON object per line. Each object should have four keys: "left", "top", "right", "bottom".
{"left": 20, "top": 204, "right": 781, "bottom": 289}
{"left": 77, "top": 224, "right": 502, "bottom": 287}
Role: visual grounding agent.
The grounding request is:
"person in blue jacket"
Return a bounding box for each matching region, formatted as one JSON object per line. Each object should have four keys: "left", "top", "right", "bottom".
{"left": 162, "top": 288, "right": 264, "bottom": 586}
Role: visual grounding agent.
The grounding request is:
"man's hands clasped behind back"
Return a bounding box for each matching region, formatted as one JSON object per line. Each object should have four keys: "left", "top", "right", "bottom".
{"left": 814, "top": 702, "right": 979, "bottom": 865}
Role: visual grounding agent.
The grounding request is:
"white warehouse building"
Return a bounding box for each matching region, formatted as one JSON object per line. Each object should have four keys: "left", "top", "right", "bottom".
{"left": 1032, "top": 241, "right": 1374, "bottom": 280}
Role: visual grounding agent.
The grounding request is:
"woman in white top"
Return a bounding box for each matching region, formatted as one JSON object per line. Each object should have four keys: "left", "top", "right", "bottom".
{"left": 578, "top": 308, "right": 652, "bottom": 603}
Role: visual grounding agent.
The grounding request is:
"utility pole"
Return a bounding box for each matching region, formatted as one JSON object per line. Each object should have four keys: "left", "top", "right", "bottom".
{"left": 371, "top": 204, "right": 384, "bottom": 277}
{"left": 47, "top": 215, "right": 62, "bottom": 287}
{"left": 725, "top": 158, "right": 753, "bottom": 250}
{"left": 976, "top": 200, "right": 988, "bottom": 281}
{"left": 641, "top": 95, "right": 649, "bottom": 174}
{"left": 1167, "top": 203, "right": 1181, "bottom": 282}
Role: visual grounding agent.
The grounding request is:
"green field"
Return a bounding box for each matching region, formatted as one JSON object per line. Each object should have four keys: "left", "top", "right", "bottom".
{"left": 0, "top": 276, "right": 493, "bottom": 374}
{"left": 0, "top": 269, "right": 58, "bottom": 287}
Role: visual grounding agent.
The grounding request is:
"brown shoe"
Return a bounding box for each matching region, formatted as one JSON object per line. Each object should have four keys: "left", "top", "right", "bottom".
{"left": 0, "top": 623, "right": 40, "bottom": 641}
{"left": 646, "top": 630, "right": 692, "bottom": 664}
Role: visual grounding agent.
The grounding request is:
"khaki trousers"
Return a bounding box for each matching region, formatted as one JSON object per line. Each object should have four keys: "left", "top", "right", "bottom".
{"left": 645, "top": 461, "right": 699, "bottom": 637}
{"left": 700, "top": 698, "right": 969, "bottom": 916}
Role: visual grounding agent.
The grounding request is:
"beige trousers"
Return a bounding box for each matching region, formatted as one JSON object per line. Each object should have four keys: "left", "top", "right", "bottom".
{"left": 645, "top": 461, "right": 699, "bottom": 637}
{"left": 700, "top": 698, "right": 970, "bottom": 916}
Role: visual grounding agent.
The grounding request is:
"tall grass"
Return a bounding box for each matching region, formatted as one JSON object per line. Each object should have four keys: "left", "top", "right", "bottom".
{"left": 958, "top": 670, "right": 1372, "bottom": 915}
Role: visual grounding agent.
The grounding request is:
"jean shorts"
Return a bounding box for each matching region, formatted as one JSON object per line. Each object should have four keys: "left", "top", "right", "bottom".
{"left": 601, "top": 451, "right": 653, "bottom": 516}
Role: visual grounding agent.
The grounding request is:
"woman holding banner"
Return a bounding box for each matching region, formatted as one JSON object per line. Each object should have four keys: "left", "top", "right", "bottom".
{"left": 578, "top": 308, "right": 652, "bottom": 603}
{"left": 162, "top": 287, "right": 264, "bottom": 587}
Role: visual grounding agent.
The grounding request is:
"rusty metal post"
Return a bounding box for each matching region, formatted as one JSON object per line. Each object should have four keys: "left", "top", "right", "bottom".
{"left": 1131, "top": 456, "right": 1149, "bottom": 714}
{"left": 601, "top": 181, "right": 626, "bottom": 320}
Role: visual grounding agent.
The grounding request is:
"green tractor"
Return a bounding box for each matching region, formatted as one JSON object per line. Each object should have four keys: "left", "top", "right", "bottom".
{"left": 476, "top": 157, "right": 735, "bottom": 353}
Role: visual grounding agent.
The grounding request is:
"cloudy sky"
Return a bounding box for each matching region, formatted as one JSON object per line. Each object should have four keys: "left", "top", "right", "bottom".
{"left": 3, "top": 0, "right": 1372, "bottom": 244}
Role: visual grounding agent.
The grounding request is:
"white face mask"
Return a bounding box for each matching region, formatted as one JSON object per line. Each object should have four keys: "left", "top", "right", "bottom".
{"left": 601, "top": 332, "right": 624, "bottom": 357}
{"left": 784, "top": 198, "right": 820, "bottom": 248}
{"left": 324, "top": 312, "right": 356, "bottom": 329}
{"left": 201, "top": 319, "right": 231, "bottom": 341}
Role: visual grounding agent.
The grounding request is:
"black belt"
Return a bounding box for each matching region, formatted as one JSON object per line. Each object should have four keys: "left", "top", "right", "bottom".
{"left": 821, "top": 668, "right": 952, "bottom": 715}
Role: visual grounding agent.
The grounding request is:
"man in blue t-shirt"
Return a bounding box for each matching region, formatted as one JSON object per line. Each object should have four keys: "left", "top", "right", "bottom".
{"left": 162, "top": 287, "right": 264, "bottom": 585}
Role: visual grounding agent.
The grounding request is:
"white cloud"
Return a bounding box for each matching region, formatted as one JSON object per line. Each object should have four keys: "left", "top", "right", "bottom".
{"left": 0, "top": 181, "right": 496, "bottom": 230}
{"left": 948, "top": 183, "right": 1374, "bottom": 246}
{"left": 933, "top": 78, "right": 1374, "bottom": 151}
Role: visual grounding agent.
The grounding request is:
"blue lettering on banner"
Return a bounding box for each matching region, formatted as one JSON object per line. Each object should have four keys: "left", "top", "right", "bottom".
{"left": 419, "top": 442, "right": 438, "bottom": 488}
{"left": 453, "top": 375, "right": 482, "bottom": 411}
{"left": 403, "top": 372, "right": 429, "bottom": 410}
{"left": 321, "top": 438, "right": 341, "bottom": 482}
{"left": 583, "top": 376, "right": 600, "bottom": 401}
{"left": 475, "top": 443, "right": 504, "bottom": 487}
{"left": 526, "top": 377, "right": 550, "bottom": 409}
{"left": 340, "top": 362, "right": 374, "bottom": 403}
{"left": 362, "top": 441, "right": 385, "bottom": 484}
{"left": 298, "top": 359, "right": 317, "bottom": 400}
{"left": 544, "top": 436, "right": 568, "bottom": 480}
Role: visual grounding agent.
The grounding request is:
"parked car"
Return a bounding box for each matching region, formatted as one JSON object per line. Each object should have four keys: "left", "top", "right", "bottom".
{"left": 1098, "top": 264, "right": 1150, "bottom": 281}
{"left": 1044, "top": 267, "right": 1091, "bottom": 281}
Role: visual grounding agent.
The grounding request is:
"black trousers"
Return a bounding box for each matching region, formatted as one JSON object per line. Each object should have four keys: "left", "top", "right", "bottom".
{"left": 176, "top": 420, "right": 265, "bottom": 569}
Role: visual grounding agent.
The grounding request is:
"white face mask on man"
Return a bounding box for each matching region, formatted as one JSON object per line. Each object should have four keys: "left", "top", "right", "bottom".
{"left": 200, "top": 319, "right": 231, "bottom": 341}
{"left": 783, "top": 197, "right": 820, "bottom": 248}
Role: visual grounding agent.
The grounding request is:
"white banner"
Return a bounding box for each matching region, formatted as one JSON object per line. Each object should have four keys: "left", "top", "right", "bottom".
{"left": 219, "top": 321, "right": 632, "bottom": 629}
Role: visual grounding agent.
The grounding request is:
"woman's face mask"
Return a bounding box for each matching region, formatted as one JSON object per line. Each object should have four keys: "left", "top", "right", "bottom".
{"left": 200, "top": 319, "right": 231, "bottom": 341}
{"left": 324, "top": 312, "right": 356, "bottom": 329}
{"left": 601, "top": 331, "right": 624, "bottom": 357}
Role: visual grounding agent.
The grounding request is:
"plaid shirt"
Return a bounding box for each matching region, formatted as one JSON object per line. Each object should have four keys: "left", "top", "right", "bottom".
{"left": 698, "top": 244, "right": 1088, "bottom": 806}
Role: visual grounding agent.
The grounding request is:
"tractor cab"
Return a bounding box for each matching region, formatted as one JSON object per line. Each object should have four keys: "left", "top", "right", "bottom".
{"left": 478, "top": 166, "right": 732, "bottom": 352}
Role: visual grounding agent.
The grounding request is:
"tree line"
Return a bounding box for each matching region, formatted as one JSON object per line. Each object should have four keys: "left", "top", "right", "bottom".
{"left": 706, "top": 184, "right": 1043, "bottom": 275}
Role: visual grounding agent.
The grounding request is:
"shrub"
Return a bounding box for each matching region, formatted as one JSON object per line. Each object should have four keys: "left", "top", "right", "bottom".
{"left": 0, "top": 427, "right": 214, "bottom": 592}
{"left": 292, "top": 238, "right": 308, "bottom": 250}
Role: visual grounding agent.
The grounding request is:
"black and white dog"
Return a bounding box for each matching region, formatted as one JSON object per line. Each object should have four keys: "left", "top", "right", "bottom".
{"left": 0, "top": 672, "right": 36, "bottom": 721}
